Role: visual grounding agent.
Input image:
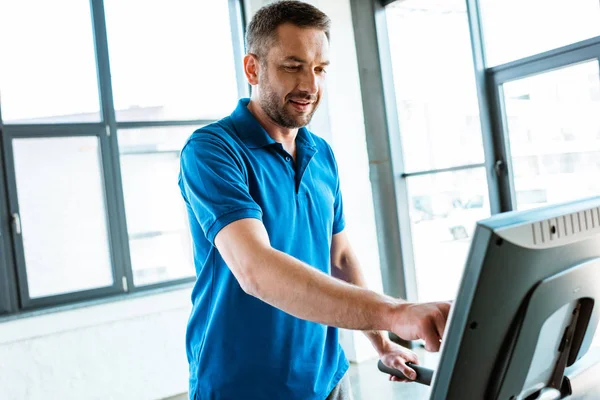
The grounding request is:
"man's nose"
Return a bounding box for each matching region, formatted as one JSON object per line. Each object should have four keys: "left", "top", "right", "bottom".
{"left": 297, "top": 70, "right": 319, "bottom": 95}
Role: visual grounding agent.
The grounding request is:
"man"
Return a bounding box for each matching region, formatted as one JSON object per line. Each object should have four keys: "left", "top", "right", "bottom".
{"left": 178, "top": 1, "right": 450, "bottom": 399}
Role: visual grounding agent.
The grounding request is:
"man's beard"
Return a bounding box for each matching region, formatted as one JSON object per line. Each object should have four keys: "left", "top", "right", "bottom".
{"left": 258, "top": 81, "right": 319, "bottom": 129}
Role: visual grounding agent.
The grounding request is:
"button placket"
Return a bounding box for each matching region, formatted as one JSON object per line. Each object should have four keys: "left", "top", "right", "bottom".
{"left": 277, "top": 152, "right": 295, "bottom": 193}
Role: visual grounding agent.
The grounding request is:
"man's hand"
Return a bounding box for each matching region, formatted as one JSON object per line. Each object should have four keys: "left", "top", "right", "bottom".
{"left": 391, "top": 301, "right": 452, "bottom": 352}
{"left": 379, "top": 341, "right": 419, "bottom": 382}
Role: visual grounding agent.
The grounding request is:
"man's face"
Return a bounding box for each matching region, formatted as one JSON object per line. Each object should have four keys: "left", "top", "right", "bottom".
{"left": 256, "top": 23, "right": 330, "bottom": 129}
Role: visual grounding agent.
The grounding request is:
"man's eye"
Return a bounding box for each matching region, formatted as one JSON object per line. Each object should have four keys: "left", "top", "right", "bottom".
{"left": 284, "top": 65, "right": 301, "bottom": 71}
{"left": 316, "top": 68, "right": 327, "bottom": 74}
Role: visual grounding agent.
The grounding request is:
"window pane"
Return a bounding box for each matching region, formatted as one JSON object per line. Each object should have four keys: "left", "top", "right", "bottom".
{"left": 0, "top": 0, "right": 101, "bottom": 124}
{"left": 104, "top": 0, "right": 239, "bottom": 122}
{"left": 503, "top": 61, "right": 600, "bottom": 210}
{"left": 480, "top": 0, "right": 600, "bottom": 66}
{"left": 118, "top": 127, "right": 195, "bottom": 286}
{"left": 407, "top": 168, "right": 490, "bottom": 302}
{"left": 13, "top": 137, "right": 113, "bottom": 298}
{"left": 385, "top": 0, "right": 484, "bottom": 173}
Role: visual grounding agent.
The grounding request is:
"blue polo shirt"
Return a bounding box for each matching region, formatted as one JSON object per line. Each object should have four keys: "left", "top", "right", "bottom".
{"left": 178, "top": 98, "right": 348, "bottom": 400}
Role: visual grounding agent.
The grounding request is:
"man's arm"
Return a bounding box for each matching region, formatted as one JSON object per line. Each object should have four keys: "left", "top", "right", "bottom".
{"left": 329, "top": 230, "right": 399, "bottom": 351}
{"left": 330, "top": 230, "right": 451, "bottom": 380}
{"left": 214, "top": 218, "right": 450, "bottom": 352}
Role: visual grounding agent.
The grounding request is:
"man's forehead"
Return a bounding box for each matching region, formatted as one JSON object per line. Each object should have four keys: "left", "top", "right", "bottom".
{"left": 279, "top": 55, "right": 330, "bottom": 65}
{"left": 270, "top": 24, "right": 329, "bottom": 56}
{"left": 269, "top": 35, "right": 329, "bottom": 63}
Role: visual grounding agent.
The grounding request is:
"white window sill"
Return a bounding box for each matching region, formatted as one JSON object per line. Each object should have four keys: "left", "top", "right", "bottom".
{"left": 0, "top": 283, "right": 193, "bottom": 345}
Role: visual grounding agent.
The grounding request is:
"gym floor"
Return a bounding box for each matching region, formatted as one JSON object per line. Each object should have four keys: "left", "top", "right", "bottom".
{"left": 348, "top": 347, "right": 436, "bottom": 399}
{"left": 166, "top": 347, "right": 438, "bottom": 400}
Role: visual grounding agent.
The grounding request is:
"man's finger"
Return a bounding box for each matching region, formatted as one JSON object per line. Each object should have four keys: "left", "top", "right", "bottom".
{"left": 439, "top": 302, "right": 452, "bottom": 319}
{"left": 384, "top": 357, "right": 417, "bottom": 381}
{"left": 405, "top": 350, "right": 419, "bottom": 365}
{"left": 434, "top": 311, "right": 447, "bottom": 342}
{"left": 421, "top": 319, "right": 441, "bottom": 352}
{"left": 396, "top": 363, "right": 416, "bottom": 381}
{"left": 390, "top": 375, "right": 410, "bottom": 383}
{"left": 391, "top": 358, "right": 416, "bottom": 381}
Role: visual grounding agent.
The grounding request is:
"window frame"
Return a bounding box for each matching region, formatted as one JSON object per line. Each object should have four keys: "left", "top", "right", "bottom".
{"left": 488, "top": 37, "right": 600, "bottom": 211}
{"left": 2, "top": 125, "right": 126, "bottom": 309}
{"left": 0, "top": 121, "right": 17, "bottom": 315}
{"left": 353, "top": 0, "right": 600, "bottom": 305}
{"left": 0, "top": 0, "right": 248, "bottom": 316}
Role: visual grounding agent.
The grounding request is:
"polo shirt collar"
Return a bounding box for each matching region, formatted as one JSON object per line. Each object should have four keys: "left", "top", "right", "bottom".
{"left": 296, "top": 125, "right": 317, "bottom": 149}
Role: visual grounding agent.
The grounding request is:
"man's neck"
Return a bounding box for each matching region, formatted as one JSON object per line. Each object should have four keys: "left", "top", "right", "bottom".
{"left": 247, "top": 99, "right": 298, "bottom": 157}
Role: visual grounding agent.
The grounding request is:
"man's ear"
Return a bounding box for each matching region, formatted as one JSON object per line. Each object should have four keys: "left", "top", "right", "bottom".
{"left": 244, "top": 53, "right": 260, "bottom": 86}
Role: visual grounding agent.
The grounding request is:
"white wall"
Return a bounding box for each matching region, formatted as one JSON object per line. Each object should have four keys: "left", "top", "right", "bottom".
{"left": 245, "top": 0, "right": 385, "bottom": 363}
{"left": 0, "top": 288, "right": 192, "bottom": 400}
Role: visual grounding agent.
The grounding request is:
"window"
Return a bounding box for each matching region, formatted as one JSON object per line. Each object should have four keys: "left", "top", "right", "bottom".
{"left": 479, "top": 0, "right": 600, "bottom": 66}
{"left": 104, "top": 0, "right": 239, "bottom": 121}
{"left": 13, "top": 137, "right": 114, "bottom": 298}
{"left": 0, "top": 0, "right": 245, "bottom": 314}
{"left": 502, "top": 61, "right": 600, "bottom": 210}
{"left": 118, "top": 127, "right": 195, "bottom": 286}
{"left": 386, "top": 0, "right": 484, "bottom": 172}
{"left": 407, "top": 168, "right": 489, "bottom": 302}
{"left": 384, "top": 0, "right": 489, "bottom": 302}
{"left": 0, "top": 0, "right": 101, "bottom": 123}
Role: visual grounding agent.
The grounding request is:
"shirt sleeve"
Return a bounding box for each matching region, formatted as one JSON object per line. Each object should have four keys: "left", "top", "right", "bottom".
{"left": 331, "top": 150, "right": 346, "bottom": 235}
{"left": 179, "top": 133, "right": 263, "bottom": 245}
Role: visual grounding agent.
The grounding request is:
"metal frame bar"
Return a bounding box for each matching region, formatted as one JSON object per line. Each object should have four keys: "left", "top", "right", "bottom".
{"left": 487, "top": 80, "right": 517, "bottom": 210}
{"left": 91, "top": 0, "right": 133, "bottom": 294}
{"left": 350, "top": 0, "right": 416, "bottom": 302}
{"left": 0, "top": 232, "right": 15, "bottom": 314}
{"left": 0, "top": 96, "right": 14, "bottom": 314}
{"left": 465, "top": 0, "right": 506, "bottom": 214}
{"left": 21, "top": 284, "right": 124, "bottom": 310}
{"left": 5, "top": 124, "right": 106, "bottom": 138}
{"left": 490, "top": 36, "right": 600, "bottom": 85}
{"left": 401, "top": 163, "right": 486, "bottom": 179}
{"left": 229, "top": 0, "right": 250, "bottom": 99}
{"left": 119, "top": 149, "right": 181, "bottom": 157}
{"left": 116, "top": 120, "right": 214, "bottom": 130}
{"left": 1, "top": 126, "right": 32, "bottom": 307}
{"left": 0, "top": 125, "right": 18, "bottom": 314}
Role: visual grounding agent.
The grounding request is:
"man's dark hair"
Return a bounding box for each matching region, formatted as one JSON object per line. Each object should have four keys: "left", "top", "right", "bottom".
{"left": 246, "top": 1, "right": 331, "bottom": 58}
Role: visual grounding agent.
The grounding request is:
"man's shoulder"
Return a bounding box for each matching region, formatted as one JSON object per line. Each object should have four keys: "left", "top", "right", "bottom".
{"left": 182, "top": 117, "right": 241, "bottom": 153}
{"left": 187, "top": 117, "right": 237, "bottom": 143}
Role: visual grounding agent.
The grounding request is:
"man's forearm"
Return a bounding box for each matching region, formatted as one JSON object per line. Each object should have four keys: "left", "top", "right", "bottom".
{"left": 245, "top": 246, "right": 400, "bottom": 332}
{"left": 330, "top": 249, "right": 397, "bottom": 355}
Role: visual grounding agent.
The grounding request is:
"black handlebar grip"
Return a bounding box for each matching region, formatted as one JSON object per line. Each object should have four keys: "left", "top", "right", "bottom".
{"left": 377, "top": 360, "right": 434, "bottom": 386}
